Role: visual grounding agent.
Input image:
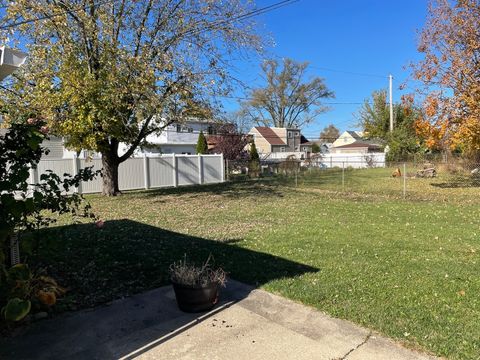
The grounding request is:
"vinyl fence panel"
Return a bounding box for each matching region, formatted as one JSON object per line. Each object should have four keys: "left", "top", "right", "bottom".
{"left": 79, "top": 159, "right": 103, "bottom": 194}
{"left": 148, "top": 156, "right": 176, "bottom": 188}
{"left": 33, "top": 154, "right": 224, "bottom": 194}
{"left": 202, "top": 155, "right": 224, "bottom": 184}
{"left": 318, "top": 152, "right": 386, "bottom": 169}
{"left": 36, "top": 159, "right": 74, "bottom": 181}
{"left": 118, "top": 158, "right": 145, "bottom": 191}
{"left": 177, "top": 156, "right": 200, "bottom": 186}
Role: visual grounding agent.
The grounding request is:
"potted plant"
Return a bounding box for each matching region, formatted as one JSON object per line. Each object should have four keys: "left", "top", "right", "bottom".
{"left": 169, "top": 255, "right": 226, "bottom": 313}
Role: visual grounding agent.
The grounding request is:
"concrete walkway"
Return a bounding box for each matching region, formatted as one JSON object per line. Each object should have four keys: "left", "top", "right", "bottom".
{"left": 0, "top": 280, "right": 437, "bottom": 360}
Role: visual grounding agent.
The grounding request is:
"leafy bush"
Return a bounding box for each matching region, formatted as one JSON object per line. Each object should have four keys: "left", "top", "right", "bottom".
{"left": 0, "top": 117, "right": 98, "bottom": 265}
{"left": 0, "top": 116, "right": 98, "bottom": 324}
{"left": 0, "top": 264, "right": 65, "bottom": 322}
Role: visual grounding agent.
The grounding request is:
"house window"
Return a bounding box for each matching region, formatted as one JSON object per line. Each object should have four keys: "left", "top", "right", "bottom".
{"left": 280, "top": 147, "right": 285, "bottom": 152}
{"left": 176, "top": 124, "right": 193, "bottom": 133}
{"left": 207, "top": 125, "right": 217, "bottom": 135}
{"left": 295, "top": 132, "right": 300, "bottom": 137}
{"left": 288, "top": 132, "right": 293, "bottom": 138}
{"left": 302, "top": 147, "right": 308, "bottom": 151}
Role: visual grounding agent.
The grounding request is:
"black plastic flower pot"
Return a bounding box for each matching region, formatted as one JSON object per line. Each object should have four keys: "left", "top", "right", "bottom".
{"left": 171, "top": 281, "right": 220, "bottom": 313}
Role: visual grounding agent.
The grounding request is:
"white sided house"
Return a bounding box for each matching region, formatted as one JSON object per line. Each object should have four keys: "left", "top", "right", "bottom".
{"left": 331, "top": 131, "right": 364, "bottom": 147}
{"left": 248, "top": 126, "right": 312, "bottom": 161}
{"left": 330, "top": 141, "right": 382, "bottom": 154}
{"left": 331, "top": 130, "right": 383, "bottom": 154}
{"left": 0, "top": 128, "right": 86, "bottom": 159}
{"left": 131, "top": 118, "right": 218, "bottom": 156}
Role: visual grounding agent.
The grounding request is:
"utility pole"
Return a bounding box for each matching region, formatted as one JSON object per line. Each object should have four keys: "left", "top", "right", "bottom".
{"left": 389, "top": 74, "right": 394, "bottom": 132}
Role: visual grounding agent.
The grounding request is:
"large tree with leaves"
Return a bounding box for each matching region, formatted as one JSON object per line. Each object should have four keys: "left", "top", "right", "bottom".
{"left": 0, "top": 0, "right": 263, "bottom": 195}
{"left": 240, "top": 58, "right": 334, "bottom": 128}
{"left": 412, "top": 0, "right": 480, "bottom": 155}
{"left": 357, "top": 90, "right": 424, "bottom": 160}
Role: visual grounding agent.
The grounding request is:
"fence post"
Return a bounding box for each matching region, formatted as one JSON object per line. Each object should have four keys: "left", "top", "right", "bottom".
{"left": 28, "top": 166, "right": 38, "bottom": 195}
{"left": 403, "top": 163, "right": 407, "bottom": 199}
{"left": 225, "top": 159, "right": 229, "bottom": 181}
{"left": 220, "top": 153, "right": 225, "bottom": 182}
{"left": 198, "top": 155, "right": 203, "bottom": 185}
{"left": 143, "top": 153, "right": 150, "bottom": 190}
{"left": 295, "top": 163, "right": 298, "bottom": 188}
{"left": 172, "top": 154, "right": 178, "bottom": 187}
{"left": 72, "top": 154, "right": 82, "bottom": 194}
{"left": 342, "top": 161, "right": 345, "bottom": 191}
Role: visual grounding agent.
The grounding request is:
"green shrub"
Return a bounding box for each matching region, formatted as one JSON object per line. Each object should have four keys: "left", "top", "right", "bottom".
{"left": 196, "top": 130, "right": 208, "bottom": 154}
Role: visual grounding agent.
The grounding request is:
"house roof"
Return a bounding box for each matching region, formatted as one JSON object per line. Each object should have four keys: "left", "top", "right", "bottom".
{"left": 253, "top": 127, "right": 286, "bottom": 145}
{"left": 334, "top": 141, "right": 381, "bottom": 149}
{"left": 300, "top": 135, "right": 312, "bottom": 145}
{"left": 345, "top": 130, "right": 363, "bottom": 140}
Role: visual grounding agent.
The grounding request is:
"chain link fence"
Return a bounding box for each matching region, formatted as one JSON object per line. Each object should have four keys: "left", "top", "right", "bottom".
{"left": 225, "top": 155, "right": 480, "bottom": 202}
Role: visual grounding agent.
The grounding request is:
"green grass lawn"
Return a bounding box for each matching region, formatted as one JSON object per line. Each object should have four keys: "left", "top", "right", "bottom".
{"left": 30, "top": 169, "right": 480, "bottom": 359}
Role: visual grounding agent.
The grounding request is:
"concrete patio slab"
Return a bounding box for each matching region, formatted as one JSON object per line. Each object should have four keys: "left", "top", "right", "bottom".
{"left": 0, "top": 280, "right": 438, "bottom": 360}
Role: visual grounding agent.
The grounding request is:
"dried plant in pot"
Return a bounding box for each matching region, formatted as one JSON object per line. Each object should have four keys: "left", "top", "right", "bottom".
{"left": 169, "top": 255, "right": 227, "bottom": 313}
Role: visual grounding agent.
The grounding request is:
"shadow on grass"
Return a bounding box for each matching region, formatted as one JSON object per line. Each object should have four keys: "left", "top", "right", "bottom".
{"left": 430, "top": 177, "right": 480, "bottom": 188}
{"left": 117, "top": 179, "right": 287, "bottom": 201}
{"left": 1, "top": 219, "right": 318, "bottom": 359}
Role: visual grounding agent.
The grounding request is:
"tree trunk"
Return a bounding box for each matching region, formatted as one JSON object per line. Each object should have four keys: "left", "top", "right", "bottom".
{"left": 101, "top": 152, "right": 120, "bottom": 196}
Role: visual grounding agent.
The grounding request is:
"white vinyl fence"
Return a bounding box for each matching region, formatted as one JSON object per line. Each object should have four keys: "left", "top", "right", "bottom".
{"left": 313, "top": 152, "right": 386, "bottom": 169}
{"left": 31, "top": 154, "right": 224, "bottom": 194}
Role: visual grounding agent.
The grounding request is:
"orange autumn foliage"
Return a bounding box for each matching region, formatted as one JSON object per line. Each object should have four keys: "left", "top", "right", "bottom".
{"left": 414, "top": 117, "right": 445, "bottom": 151}
{"left": 412, "top": 0, "right": 480, "bottom": 153}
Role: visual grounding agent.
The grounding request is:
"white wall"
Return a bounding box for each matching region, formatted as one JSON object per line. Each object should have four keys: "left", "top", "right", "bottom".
{"left": 312, "top": 152, "right": 385, "bottom": 169}
{"left": 145, "top": 144, "right": 196, "bottom": 155}
{"left": 146, "top": 121, "right": 214, "bottom": 145}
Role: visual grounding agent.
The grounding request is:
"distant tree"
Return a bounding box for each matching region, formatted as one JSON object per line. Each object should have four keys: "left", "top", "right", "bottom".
{"left": 357, "top": 90, "right": 391, "bottom": 139}
{"left": 357, "top": 90, "right": 425, "bottom": 161}
{"left": 224, "top": 111, "right": 252, "bottom": 134}
{"left": 240, "top": 58, "right": 334, "bottom": 128}
{"left": 213, "top": 124, "right": 249, "bottom": 160}
{"left": 249, "top": 141, "right": 260, "bottom": 162}
{"left": 311, "top": 143, "right": 321, "bottom": 153}
{"left": 412, "top": 0, "right": 480, "bottom": 155}
{"left": 248, "top": 141, "right": 260, "bottom": 176}
{"left": 196, "top": 131, "right": 208, "bottom": 154}
{"left": 319, "top": 124, "right": 340, "bottom": 142}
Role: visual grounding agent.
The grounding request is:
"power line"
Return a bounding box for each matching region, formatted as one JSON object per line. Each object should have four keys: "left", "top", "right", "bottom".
{"left": 184, "top": 0, "right": 299, "bottom": 38}
{"left": 0, "top": 0, "right": 299, "bottom": 31}
{"left": 216, "top": 94, "right": 368, "bottom": 105}
{"left": 0, "top": 0, "right": 117, "bottom": 30}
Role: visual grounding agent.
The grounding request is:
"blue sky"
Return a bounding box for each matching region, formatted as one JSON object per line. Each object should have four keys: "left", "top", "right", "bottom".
{"left": 222, "top": 0, "right": 429, "bottom": 140}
